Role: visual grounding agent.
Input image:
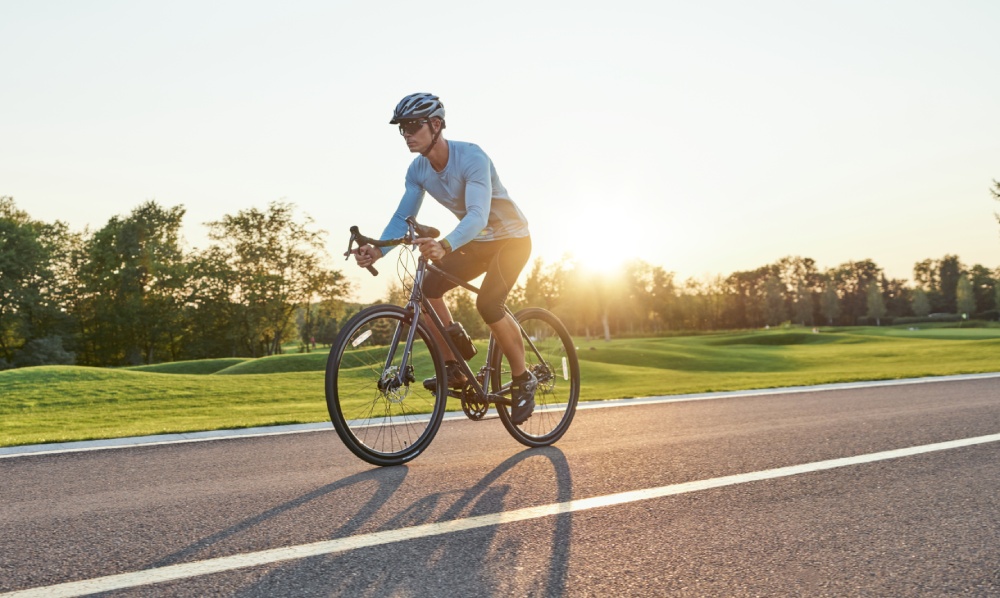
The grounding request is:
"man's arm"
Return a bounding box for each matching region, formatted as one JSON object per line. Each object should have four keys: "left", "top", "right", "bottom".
{"left": 379, "top": 170, "right": 425, "bottom": 256}
{"left": 442, "top": 149, "right": 491, "bottom": 250}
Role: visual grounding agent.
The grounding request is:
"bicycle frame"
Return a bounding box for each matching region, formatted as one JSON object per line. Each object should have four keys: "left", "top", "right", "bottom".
{"left": 331, "top": 218, "right": 581, "bottom": 466}
{"left": 349, "top": 217, "right": 551, "bottom": 408}
{"left": 387, "top": 253, "right": 509, "bottom": 406}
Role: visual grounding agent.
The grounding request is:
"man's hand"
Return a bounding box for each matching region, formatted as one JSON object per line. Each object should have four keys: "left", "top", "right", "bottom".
{"left": 413, "top": 237, "right": 446, "bottom": 261}
{"left": 353, "top": 244, "right": 382, "bottom": 268}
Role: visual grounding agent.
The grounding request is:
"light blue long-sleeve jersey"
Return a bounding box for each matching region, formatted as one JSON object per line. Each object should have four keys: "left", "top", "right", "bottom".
{"left": 379, "top": 140, "right": 529, "bottom": 254}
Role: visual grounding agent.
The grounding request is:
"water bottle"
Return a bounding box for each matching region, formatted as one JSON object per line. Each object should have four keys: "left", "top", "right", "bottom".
{"left": 446, "top": 321, "right": 478, "bottom": 361}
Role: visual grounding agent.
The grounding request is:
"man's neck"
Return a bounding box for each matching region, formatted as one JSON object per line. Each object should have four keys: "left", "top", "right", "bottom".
{"left": 427, "top": 138, "right": 449, "bottom": 172}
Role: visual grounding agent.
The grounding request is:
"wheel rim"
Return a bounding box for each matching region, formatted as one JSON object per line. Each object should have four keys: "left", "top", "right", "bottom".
{"left": 494, "top": 309, "right": 579, "bottom": 442}
{"left": 332, "top": 311, "right": 443, "bottom": 460}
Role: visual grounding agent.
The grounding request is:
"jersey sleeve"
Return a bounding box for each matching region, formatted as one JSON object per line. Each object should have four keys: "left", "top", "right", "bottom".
{"left": 442, "top": 147, "right": 491, "bottom": 250}
{"left": 379, "top": 167, "right": 424, "bottom": 256}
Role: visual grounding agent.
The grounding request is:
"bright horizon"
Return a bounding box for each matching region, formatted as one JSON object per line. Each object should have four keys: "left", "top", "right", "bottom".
{"left": 3, "top": 1, "right": 998, "bottom": 303}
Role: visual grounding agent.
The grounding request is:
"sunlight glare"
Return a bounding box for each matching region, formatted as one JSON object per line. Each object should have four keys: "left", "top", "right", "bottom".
{"left": 558, "top": 200, "right": 637, "bottom": 275}
{"left": 550, "top": 196, "right": 675, "bottom": 275}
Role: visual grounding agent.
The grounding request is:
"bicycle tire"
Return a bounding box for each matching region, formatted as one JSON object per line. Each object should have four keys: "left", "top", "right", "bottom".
{"left": 491, "top": 307, "right": 580, "bottom": 447}
{"left": 325, "top": 304, "right": 447, "bottom": 466}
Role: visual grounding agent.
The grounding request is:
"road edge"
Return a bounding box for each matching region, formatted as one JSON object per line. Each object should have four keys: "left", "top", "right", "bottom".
{"left": 3, "top": 372, "right": 998, "bottom": 459}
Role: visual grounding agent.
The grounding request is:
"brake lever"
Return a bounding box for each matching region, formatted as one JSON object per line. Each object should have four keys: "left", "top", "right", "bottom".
{"left": 343, "top": 234, "right": 356, "bottom": 261}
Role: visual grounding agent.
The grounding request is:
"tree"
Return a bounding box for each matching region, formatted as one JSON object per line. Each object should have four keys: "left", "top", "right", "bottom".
{"left": 725, "top": 266, "right": 773, "bottom": 328}
{"left": 865, "top": 281, "right": 887, "bottom": 326}
{"left": 967, "top": 264, "right": 995, "bottom": 314}
{"left": 763, "top": 275, "right": 786, "bottom": 326}
{"left": 820, "top": 279, "right": 840, "bottom": 325}
{"left": 621, "top": 260, "right": 654, "bottom": 334}
{"left": 995, "top": 268, "right": 1000, "bottom": 318}
{"left": 184, "top": 246, "right": 242, "bottom": 358}
{"left": 830, "top": 260, "right": 882, "bottom": 324}
{"left": 297, "top": 271, "right": 353, "bottom": 351}
{"left": 76, "top": 201, "right": 188, "bottom": 365}
{"left": 647, "top": 265, "right": 677, "bottom": 331}
{"left": 384, "top": 281, "right": 411, "bottom": 306}
{"left": 882, "top": 277, "right": 912, "bottom": 319}
{"left": 911, "top": 287, "right": 931, "bottom": 317}
{"left": 937, "top": 255, "right": 962, "bottom": 314}
{"left": 560, "top": 263, "right": 605, "bottom": 340}
{"left": 912, "top": 258, "right": 942, "bottom": 312}
{"left": 0, "top": 197, "right": 45, "bottom": 360}
{"left": 205, "top": 201, "right": 349, "bottom": 356}
{"left": 774, "top": 256, "right": 820, "bottom": 323}
{"left": 956, "top": 274, "right": 975, "bottom": 318}
{"left": 520, "top": 256, "right": 566, "bottom": 312}
{"left": 0, "top": 197, "right": 78, "bottom": 365}
{"left": 912, "top": 259, "right": 938, "bottom": 290}
{"left": 623, "top": 260, "right": 676, "bottom": 333}
{"left": 793, "top": 281, "right": 814, "bottom": 326}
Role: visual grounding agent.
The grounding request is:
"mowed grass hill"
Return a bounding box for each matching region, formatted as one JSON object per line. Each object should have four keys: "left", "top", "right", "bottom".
{"left": 2, "top": 325, "right": 999, "bottom": 447}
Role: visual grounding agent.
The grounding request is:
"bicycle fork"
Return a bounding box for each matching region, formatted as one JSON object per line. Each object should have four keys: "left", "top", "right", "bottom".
{"left": 376, "top": 304, "right": 422, "bottom": 393}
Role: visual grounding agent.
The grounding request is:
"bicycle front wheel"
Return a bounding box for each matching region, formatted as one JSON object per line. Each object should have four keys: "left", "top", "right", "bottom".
{"left": 491, "top": 307, "right": 580, "bottom": 447}
{"left": 325, "top": 304, "right": 447, "bottom": 466}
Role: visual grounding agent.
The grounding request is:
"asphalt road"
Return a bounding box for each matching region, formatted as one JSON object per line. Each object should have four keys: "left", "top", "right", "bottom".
{"left": 2, "top": 376, "right": 999, "bottom": 597}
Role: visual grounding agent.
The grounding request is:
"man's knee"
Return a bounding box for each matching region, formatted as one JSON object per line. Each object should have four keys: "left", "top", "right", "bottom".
{"left": 476, "top": 295, "right": 505, "bottom": 325}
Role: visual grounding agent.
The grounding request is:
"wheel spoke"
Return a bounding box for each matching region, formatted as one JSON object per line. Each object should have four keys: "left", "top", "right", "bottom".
{"left": 326, "top": 306, "right": 446, "bottom": 466}
{"left": 491, "top": 308, "right": 579, "bottom": 446}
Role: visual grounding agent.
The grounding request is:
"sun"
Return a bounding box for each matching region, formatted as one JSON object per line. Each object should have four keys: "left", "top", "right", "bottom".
{"left": 566, "top": 243, "right": 632, "bottom": 276}
{"left": 550, "top": 200, "right": 641, "bottom": 275}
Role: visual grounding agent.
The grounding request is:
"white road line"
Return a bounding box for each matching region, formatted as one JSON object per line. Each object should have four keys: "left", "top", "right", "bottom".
{"left": 3, "top": 373, "right": 998, "bottom": 459}
{"left": 5, "top": 432, "right": 999, "bottom": 598}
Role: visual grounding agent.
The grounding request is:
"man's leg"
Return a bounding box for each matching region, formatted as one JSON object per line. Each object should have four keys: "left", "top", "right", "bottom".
{"left": 488, "top": 312, "right": 526, "bottom": 377}
{"left": 422, "top": 297, "right": 458, "bottom": 362}
{"left": 419, "top": 296, "right": 468, "bottom": 390}
{"left": 490, "top": 312, "right": 536, "bottom": 424}
{"left": 474, "top": 237, "right": 535, "bottom": 423}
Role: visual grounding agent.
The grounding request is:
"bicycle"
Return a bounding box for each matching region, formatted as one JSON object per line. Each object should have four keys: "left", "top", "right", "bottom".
{"left": 325, "top": 217, "right": 580, "bottom": 466}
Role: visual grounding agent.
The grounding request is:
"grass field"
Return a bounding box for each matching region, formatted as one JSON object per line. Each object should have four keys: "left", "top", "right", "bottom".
{"left": 2, "top": 324, "right": 999, "bottom": 447}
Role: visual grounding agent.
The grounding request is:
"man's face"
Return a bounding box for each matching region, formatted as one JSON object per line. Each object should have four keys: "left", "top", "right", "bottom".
{"left": 398, "top": 119, "right": 432, "bottom": 153}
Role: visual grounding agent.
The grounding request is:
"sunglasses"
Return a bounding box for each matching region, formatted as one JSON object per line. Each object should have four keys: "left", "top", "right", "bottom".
{"left": 397, "top": 119, "right": 429, "bottom": 136}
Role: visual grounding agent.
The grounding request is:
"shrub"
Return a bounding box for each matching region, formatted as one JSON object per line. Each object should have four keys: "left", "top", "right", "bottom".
{"left": 855, "top": 316, "right": 895, "bottom": 326}
{"left": 13, "top": 336, "right": 76, "bottom": 368}
{"left": 893, "top": 315, "right": 963, "bottom": 326}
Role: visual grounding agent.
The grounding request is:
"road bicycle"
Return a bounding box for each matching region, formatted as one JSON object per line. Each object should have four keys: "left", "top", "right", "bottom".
{"left": 325, "top": 217, "right": 580, "bottom": 466}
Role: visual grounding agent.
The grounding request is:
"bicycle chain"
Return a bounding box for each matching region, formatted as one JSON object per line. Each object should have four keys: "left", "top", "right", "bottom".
{"left": 460, "top": 385, "right": 489, "bottom": 420}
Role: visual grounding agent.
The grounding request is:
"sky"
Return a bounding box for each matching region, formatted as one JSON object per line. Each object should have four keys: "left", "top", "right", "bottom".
{"left": 2, "top": 0, "right": 998, "bottom": 302}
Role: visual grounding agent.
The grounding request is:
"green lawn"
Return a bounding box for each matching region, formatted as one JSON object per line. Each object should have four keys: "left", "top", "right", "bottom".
{"left": 2, "top": 325, "right": 998, "bottom": 447}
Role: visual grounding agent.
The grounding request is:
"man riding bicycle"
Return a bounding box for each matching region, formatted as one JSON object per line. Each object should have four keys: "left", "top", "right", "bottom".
{"left": 352, "top": 92, "right": 537, "bottom": 424}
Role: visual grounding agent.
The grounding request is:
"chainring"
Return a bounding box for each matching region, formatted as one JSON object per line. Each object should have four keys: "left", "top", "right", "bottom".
{"left": 460, "top": 386, "right": 490, "bottom": 421}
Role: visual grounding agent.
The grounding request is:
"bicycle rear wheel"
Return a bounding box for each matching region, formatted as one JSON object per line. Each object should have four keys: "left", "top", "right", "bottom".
{"left": 325, "top": 304, "right": 447, "bottom": 466}
{"left": 491, "top": 307, "right": 580, "bottom": 446}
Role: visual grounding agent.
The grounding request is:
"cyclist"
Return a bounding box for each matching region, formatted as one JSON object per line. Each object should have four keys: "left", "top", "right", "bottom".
{"left": 352, "top": 92, "right": 537, "bottom": 424}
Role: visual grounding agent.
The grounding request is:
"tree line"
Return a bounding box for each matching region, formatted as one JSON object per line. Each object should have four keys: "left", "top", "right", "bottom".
{"left": 502, "top": 253, "right": 999, "bottom": 342}
{"left": 1, "top": 197, "right": 348, "bottom": 368}
{"left": 2, "top": 195, "right": 998, "bottom": 369}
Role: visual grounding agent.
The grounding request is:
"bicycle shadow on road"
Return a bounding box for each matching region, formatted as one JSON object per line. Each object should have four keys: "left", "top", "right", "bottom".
{"left": 148, "top": 465, "right": 410, "bottom": 570}
{"left": 236, "top": 446, "right": 574, "bottom": 597}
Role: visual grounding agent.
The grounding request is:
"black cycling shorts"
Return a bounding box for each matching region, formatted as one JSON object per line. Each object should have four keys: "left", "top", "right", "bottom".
{"left": 423, "top": 236, "right": 532, "bottom": 325}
